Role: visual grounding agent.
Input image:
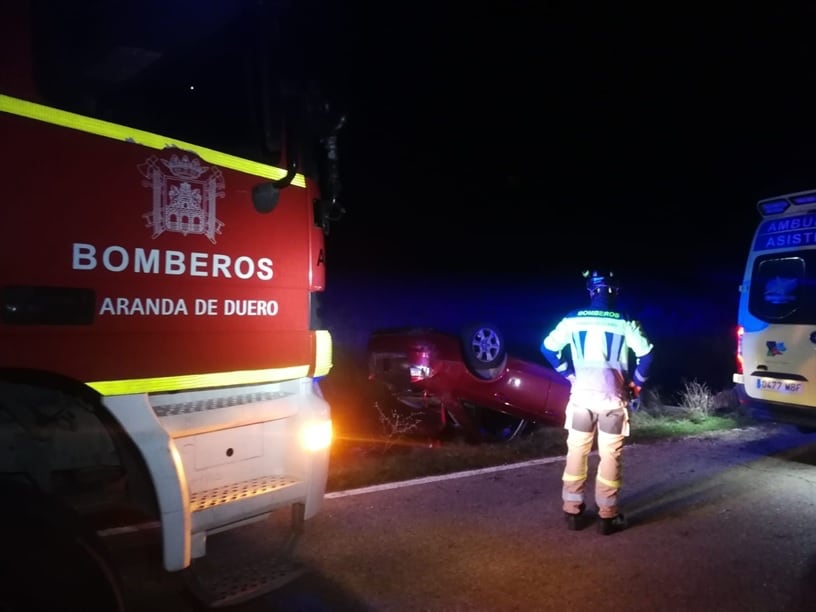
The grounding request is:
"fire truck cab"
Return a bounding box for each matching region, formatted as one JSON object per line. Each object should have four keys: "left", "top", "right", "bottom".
{"left": 0, "top": 1, "right": 345, "bottom": 608}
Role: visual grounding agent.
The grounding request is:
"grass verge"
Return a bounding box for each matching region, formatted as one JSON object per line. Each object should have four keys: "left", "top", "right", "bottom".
{"left": 326, "top": 381, "right": 754, "bottom": 493}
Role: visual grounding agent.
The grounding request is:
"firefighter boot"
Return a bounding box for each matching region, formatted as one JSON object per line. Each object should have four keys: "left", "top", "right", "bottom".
{"left": 564, "top": 504, "right": 587, "bottom": 531}
{"left": 598, "top": 513, "right": 627, "bottom": 536}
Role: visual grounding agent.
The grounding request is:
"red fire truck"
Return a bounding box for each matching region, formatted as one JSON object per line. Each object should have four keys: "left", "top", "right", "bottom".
{"left": 0, "top": 1, "right": 345, "bottom": 608}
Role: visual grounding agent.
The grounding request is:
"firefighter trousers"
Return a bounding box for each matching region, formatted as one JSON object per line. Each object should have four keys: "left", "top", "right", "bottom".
{"left": 561, "top": 404, "right": 627, "bottom": 519}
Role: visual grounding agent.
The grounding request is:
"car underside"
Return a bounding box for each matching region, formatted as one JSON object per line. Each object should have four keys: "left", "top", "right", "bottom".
{"left": 367, "top": 325, "right": 570, "bottom": 443}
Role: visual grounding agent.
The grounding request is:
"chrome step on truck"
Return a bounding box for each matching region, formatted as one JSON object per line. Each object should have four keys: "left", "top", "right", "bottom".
{"left": 101, "top": 381, "right": 329, "bottom": 606}
{"left": 183, "top": 503, "right": 307, "bottom": 607}
{"left": 104, "top": 381, "right": 326, "bottom": 570}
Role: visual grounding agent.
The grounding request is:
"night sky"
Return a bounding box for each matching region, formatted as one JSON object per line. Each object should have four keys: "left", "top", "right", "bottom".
{"left": 309, "top": 2, "right": 816, "bottom": 281}
{"left": 298, "top": 2, "right": 816, "bottom": 391}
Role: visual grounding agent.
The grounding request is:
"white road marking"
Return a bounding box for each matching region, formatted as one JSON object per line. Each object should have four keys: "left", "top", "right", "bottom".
{"left": 324, "top": 454, "right": 568, "bottom": 499}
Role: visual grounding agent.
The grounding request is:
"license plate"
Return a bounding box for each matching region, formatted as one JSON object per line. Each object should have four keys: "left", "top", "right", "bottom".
{"left": 756, "top": 378, "right": 803, "bottom": 394}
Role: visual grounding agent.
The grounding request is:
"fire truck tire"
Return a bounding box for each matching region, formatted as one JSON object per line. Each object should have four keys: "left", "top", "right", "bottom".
{"left": 0, "top": 484, "right": 127, "bottom": 612}
{"left": 460, "top": 322, "right": 508, "bottom": 380}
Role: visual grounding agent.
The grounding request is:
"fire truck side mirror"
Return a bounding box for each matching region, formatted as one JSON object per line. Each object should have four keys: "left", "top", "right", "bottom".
{"left": 252, "top": 183, "right": 281, "bottom": 214}
{"left": 252, "top": 159, "right": 298, "bottom": 213}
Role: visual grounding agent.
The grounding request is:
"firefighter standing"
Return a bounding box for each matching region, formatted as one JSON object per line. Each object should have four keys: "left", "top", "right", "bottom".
{"left": 540, "top": 270, "right": 654, "bottom": 535}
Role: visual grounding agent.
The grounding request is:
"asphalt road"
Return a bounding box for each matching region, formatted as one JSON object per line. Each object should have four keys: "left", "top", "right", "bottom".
{"left": 112, "top": 423, "right": 816, "bottom": 611}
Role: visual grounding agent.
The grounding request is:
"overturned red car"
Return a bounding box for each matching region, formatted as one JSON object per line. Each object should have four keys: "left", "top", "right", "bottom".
{"left": 367, "top": 324, "right": 570, "bottom": 443}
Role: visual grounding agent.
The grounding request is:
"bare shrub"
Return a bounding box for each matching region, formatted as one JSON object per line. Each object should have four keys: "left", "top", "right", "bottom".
{"left": 374, "top": 401, "right": 422, "bottom": 452}
{"left": 677, "top": 379, "right": 714, "bottom": 420}
{"left": 637, "top": 386, "right": 666, "bottom": 415}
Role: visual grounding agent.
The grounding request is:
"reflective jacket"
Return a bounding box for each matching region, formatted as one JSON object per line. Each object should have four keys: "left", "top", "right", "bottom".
{"left": 541, "top": 307, "right": 653, "bottom": 400}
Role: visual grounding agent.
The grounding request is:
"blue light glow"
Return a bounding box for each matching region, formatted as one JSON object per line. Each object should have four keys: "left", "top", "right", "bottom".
{"left": 758, "top": 199, "right": 790, "bottom": 216}
{"left": 792, "top": 192, "right": 816, "bottom": 205}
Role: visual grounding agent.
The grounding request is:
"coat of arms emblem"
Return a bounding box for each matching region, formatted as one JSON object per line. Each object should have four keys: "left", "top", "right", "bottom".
{"left": 139, "top": 152, "right": 225, "bottom": 243}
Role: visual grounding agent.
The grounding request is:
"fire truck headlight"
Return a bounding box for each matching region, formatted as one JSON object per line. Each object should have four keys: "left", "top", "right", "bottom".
{"left": 301, "top": 419, "right": 332, "bottom": 452}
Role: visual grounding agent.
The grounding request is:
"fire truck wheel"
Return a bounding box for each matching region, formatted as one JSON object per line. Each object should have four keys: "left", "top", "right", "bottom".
{"left": 0, "top": 484, "right": 127, "bottom": 612}
{"left": 460, "top": 322, "right": 508, "bottom": 380}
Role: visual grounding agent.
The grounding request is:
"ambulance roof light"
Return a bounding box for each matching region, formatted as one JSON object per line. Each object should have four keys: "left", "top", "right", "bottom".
{"left": 757, "top": 189, "right": 816, "bottom": 217}
{"left": 757, "top": 199, "right": 789, "bottom": 216}
{"left": 792, "top": 192, "right": 816, "bottom": 205}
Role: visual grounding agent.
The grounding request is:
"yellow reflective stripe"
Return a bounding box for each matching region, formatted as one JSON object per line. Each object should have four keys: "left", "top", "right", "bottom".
{"left": 88, "top": 365, "right": 310, "bottom": 396}
{"left": 597, "top": 474, "right": 622, "bottom": 489}
{"left": 0, "top": 94, "right": 305, "bottom": 187}
{"left": 313, "top": 330, "right": 333, "bottom": 377}
{"left": 562, "top": 472, "right": 586, "bottom": 482}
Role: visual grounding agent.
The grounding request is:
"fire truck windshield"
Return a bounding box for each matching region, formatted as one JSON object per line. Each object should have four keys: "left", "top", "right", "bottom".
{"left": 27, "top": 0, "right": 318, "bottom": 170}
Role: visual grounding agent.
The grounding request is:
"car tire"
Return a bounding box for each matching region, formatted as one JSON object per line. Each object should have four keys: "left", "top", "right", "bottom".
{"left": 460, "top": 322, "right": 507, "bottom": 380}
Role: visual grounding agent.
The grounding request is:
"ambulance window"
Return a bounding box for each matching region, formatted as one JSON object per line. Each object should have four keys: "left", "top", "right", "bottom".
{"left": 748, "top": 255, "right": 816, "bottom": 323}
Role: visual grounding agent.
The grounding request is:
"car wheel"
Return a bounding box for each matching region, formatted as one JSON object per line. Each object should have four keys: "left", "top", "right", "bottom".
{"left": 460, "top": 323, "right": 507, "bottom": 380}
{"left": 462, "top": 402, "right": 530, "bottom": 443}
